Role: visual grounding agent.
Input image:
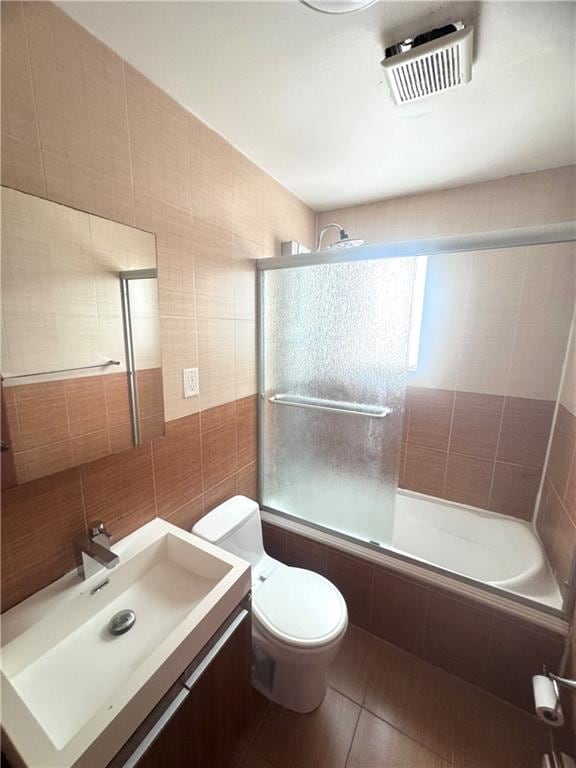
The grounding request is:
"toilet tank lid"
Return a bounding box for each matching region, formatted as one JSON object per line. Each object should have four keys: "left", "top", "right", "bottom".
{"left": 192, "top": 495, "right": 259, "bottom": 543}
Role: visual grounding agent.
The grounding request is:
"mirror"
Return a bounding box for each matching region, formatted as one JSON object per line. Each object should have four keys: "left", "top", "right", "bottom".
{"left": 1, "top": 187, "right": 164, "bottom": 487}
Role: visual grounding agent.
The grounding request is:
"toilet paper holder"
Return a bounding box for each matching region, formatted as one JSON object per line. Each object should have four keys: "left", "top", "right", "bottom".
{"left": 549, "top": 673, "right": 576, "bottom": 692}
{"left": 534, "top": 669, "right": 565, "bottom": 727}
{"left": 546, "top": 669, "right": 576, "bottom": 692}
{"left": 538, "top": 666, "right": 575, "bottom": 726}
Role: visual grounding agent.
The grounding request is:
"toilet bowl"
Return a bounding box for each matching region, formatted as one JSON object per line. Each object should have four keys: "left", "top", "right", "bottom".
{"left": 192, "top": 495, "right": 348, "bottom": 713}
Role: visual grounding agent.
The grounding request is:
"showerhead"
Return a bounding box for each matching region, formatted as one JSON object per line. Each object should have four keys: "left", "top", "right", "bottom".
{"left": 328, "top": 237, "right": 365, "bottom": 250}
{"left": 300, "top": 0, "right": 377, "bottom": 14}
{"left": 317, "top": 222, "right": 364, "bottom": 251}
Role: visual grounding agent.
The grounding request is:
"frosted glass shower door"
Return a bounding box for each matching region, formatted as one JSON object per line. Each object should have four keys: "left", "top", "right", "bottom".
{"left": 259, "top": 257, "right": 415, "bottom": 546}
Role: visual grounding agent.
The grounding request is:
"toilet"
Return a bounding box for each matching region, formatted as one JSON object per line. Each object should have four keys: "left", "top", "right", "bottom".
{"left": 192, "top": 495, "right": 348, "bottom": 713}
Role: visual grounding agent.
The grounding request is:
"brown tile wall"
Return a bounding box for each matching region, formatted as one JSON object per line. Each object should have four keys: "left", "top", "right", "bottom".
{"left": 262, "top": 522, "right": 565, "bottom": 713}
{"left": 1, "top": 395, "right": 257, "bottom": 611}
{"left": 537, "top": 404, "right": 576, "bottom": 596}
{"left": 400, "top": 386, "right": 555, "bottom": 521}
{"left": 1, "top": 2, "right": 310, "bottom": 612}
{"left": 3, "top": 369, "right": 163, "bottom": 484}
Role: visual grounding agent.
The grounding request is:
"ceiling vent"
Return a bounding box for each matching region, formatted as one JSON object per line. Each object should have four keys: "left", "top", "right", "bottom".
{"left": 382, "top": 22, "right": 473, "bottom": 105}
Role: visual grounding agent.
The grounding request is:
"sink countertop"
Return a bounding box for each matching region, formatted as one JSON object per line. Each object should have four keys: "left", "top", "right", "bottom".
{"left": 1, "top": 518, "right": 251, "bottom": 768}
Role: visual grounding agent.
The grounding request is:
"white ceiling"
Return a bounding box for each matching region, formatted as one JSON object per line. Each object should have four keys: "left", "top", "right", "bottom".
{"left": 58, "top": 1, "right": 576, "bottom": 211}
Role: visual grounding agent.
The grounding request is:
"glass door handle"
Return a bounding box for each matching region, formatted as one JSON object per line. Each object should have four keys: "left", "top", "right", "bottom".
{"left": 268, "top": 394, "right": 392, "bottom": 418}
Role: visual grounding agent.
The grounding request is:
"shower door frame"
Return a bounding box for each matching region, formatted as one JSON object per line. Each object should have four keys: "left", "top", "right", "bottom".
{"left": 257, "top": 220, "right": 576, "bottom": 622}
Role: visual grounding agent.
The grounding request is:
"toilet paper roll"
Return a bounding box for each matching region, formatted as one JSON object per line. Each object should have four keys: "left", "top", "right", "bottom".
{"left": 532, "top": 675, "right": 564, "bottom": 727}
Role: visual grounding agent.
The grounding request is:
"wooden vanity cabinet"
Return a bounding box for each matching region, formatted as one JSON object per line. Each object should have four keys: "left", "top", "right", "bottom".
{"left": 108, "top": 602, "right": 252, "bottom": 768}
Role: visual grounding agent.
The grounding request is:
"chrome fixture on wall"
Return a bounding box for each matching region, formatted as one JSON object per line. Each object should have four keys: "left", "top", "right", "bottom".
{"left": 269, "top": 393, "right": 392, "bottom": 418}
{"left": 280, "top": 240, "right": 311, "bottom": 256}
{"left": 76, "top": 521, "right": 119, "bottom": 580}
{"left": 316, "top": 222, "right": 365, "bottom": 251}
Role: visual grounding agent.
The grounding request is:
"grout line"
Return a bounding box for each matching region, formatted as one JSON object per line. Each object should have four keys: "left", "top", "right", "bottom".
{"left": 486, "top": 397, "right": 506, "bottom": 509}
{"left": 165, "top": 493, "right": 204, "bottom": 523}
{"left": 359, "top": 698, "right": 452, "bottom": 764}
{"left": 149, "top": 437, "right": 159, "bottom": 518}
{"left": 236, "top": 698, "right": 272, "bottom": 768}
{"left": 495, "top": 257, "right": 527, "bottom": 513}
{"left": 441, "top": 389, "right": 457, "bottom": 497}
{"left": 98, "top": 372, "right": 113, "bottom": 457}
{"left": 342, "top": 698, "right": 363, "bottom": 768}
{"left": 62, "top": 382, "right": 74, "bottom": 460}
{"left": 326, "top": 684, "right": 361, "bottom": 708}
{"left": 120, "top": 58, "right": 137, "bottom": 223}
{"left": 481, "top": 612, "right": 496, "bottom": 692}
{"left": 419, "top": 587, "right": 431, "bottom": 658}
{"left": 20, "top": 1, "right": 49, "bottom": 197}
{"left": 451, "top": 253, "right": 472, "bottom": 421}
{"left": 403, "top": 390, "right": 411, "bottom": 451}
{"left": 233, "top": 398, "right": 239, "bottom": 481}
{"left": 205, "top": 470, "right": 238, "bottom": 494}
{"left": 77, "top": 457, "right": 90, "bottom": 533}
{"left": 534, "top": 305, "right": 576, "bottom": 526}
{"left": 9, "top": 390, "right": 23, "bottom": 478}
{"left": 198, "top": 408, "right": 207, "bottom": 495}
{"left": 367, "top": 566, "right": 375, "bottom": 638}
{"left": 190, "top": 249, "right": 201, "bottom": 416}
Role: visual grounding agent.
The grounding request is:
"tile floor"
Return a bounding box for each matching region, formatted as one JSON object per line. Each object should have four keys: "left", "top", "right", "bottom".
{"left": 233, "top": 626, "right": 552, "bottom": 768}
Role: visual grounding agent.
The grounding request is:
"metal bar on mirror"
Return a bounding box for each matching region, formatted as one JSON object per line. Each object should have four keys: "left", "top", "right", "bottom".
{"left": 2, "top": 360, "right": 120, "bottom": 380}
{"left": 118, "top": 268, "right": 158, "bottom": 281}
{"left": 120, "top": 276, "right": 141, "bottom": 447}
{"left": 268, "top": 393, "right": 392, "bottom": 418}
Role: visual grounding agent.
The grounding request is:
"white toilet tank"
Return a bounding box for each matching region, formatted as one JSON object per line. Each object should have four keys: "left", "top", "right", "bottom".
{"left": 192, "top": 495, "right": 265, "bottom": 568}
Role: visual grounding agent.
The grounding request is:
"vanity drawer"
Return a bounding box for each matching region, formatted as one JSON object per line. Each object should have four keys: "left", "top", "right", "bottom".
{"left": 108, "top": 602, "right": 251, "bottom": 768}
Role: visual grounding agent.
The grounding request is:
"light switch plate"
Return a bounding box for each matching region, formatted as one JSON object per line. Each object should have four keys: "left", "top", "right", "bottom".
{"left": 183, "top": 367, "right": 199, "bottom": 398}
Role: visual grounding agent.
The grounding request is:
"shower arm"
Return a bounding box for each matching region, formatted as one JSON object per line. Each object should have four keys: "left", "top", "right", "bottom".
{"left": 317, "top": 223, "right": 347, "bottom": 251}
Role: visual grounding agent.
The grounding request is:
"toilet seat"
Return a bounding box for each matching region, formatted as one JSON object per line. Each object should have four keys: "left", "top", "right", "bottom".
{"left": 253, "top": 566, "right": 347, "bottom": 649}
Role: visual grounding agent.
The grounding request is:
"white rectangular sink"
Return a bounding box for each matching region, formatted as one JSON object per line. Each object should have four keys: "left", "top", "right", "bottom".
{"left": 1, "top": 518, "right": 251, "bottom": 768}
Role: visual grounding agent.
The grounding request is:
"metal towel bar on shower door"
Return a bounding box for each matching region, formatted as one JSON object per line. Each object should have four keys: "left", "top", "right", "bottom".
{"left": 268, "top": 394, "right": 392, "bottom": 418}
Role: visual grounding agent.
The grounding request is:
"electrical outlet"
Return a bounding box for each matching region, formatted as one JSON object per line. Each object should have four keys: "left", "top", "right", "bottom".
{"left": 183, "top": 367, "right": 199, "bottom": 398}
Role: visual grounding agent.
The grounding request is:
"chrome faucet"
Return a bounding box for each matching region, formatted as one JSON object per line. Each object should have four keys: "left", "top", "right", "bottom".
{"left": 76, "top": 521, "right": 119, "bottom": 580}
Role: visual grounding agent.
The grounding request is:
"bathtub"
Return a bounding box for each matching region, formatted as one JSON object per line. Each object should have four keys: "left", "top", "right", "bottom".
{"left": 392, "top": 490, "right": 562, "bottom": 609}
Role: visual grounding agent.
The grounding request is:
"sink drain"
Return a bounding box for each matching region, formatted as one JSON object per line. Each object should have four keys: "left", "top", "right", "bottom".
{"left": 108, "top": 609, "right": 136, "bottom": 636}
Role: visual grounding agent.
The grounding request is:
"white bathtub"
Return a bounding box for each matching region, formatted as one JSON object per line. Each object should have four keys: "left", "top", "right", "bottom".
{"left": 392, "top": 490, "right": 562, "bottom": 609}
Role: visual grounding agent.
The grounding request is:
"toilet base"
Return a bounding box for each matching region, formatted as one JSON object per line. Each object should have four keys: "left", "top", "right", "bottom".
{"left": 253, "top": 657, "right": 329, "bottom": 713}
{"left": 275, "top": 662, "right": 328, "bottom": 713}
{"left": 251, "top": 622, "right": 346, "bottom": 713}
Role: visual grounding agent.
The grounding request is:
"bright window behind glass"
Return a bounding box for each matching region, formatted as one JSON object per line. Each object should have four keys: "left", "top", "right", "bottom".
{"left": 407, "top": 256, "right": 428, "bottom": 371}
